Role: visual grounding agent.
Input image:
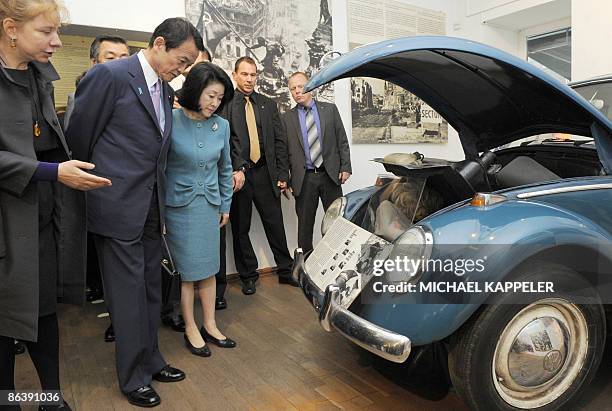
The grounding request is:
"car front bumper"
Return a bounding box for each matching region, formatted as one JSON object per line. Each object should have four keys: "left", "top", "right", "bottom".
{"left": 292, "top": 248, "right": 411, "bottom": 363}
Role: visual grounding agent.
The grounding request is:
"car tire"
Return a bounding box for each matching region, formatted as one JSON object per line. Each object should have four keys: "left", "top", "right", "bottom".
{"left": 447, "top": 263, "right": 605, "bottom": 411}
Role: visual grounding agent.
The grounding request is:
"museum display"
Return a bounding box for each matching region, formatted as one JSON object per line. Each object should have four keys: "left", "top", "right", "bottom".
{"left": 291, "top": 36, "right": 612, "bottom": 411}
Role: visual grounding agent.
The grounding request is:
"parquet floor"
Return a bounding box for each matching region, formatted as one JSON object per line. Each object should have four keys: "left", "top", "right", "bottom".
{"left": 13, "top": 274, "right": 612, "bottom": 410}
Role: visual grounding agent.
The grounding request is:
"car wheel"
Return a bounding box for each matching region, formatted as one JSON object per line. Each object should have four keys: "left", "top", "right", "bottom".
{"left": 448, "top": 264, "right": 605, "bottom": 410}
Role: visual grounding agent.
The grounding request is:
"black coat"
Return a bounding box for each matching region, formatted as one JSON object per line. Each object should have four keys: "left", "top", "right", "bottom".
{"left": 0, "top": 62, "right": 86, "bottom": 342}
{"left": 222, "top": 90, "right": 289, "bottom": 197}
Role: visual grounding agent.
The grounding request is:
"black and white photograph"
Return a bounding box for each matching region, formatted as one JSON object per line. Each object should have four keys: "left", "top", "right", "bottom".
{"left": 350, "top": 70, "right": 449, "bottom": 144}
{"left": 185, "top": 0, "right": 334, "bottom": 112}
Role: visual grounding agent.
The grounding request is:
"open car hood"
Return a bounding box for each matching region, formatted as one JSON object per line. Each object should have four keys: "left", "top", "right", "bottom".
{"left": 306, "top": 36, "right": 612, "bottom": 170}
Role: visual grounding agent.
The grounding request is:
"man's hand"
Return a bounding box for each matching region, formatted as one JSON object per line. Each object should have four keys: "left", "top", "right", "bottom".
{"left": 232, "top": 170, "right": 245, "bottom": 192}
{"left": 58, "top": 160, "right": 112, "bottom": 191}
{"left": 173, "top": 96, "right": 181, "bottom": 109}
{"left": 339, "top": 171, "right": 351, "bottom": 184}
{"left": 219, "top": 213, "right": 230, "bottom": 227}
{"left": 278, "top": 180, "right": 290, "bottom": 198}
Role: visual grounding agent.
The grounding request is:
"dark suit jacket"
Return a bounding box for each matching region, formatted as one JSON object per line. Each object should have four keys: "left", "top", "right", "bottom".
{"left": 66, "top": 54, "right": 173, "bottom": 241}
{"left": 282, "top": 101, "right": 352, "bottom": 197}
{"left": 222, "top": 90, "right": 289, "bottom": 198}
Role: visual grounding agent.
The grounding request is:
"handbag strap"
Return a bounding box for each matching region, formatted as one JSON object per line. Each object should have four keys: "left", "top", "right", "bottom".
{"left": 161, "top": 232, "right": 180, "bottom": 277}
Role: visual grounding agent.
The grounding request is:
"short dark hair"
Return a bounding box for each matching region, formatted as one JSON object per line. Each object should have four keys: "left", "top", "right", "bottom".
{"left": 178, "top": 62, "right": 234, "bottom": 114}
{"left": 90, "top": 35, "right": 128, "bottom": 60}
{"left": 234, "top": 56, "right": 257, "bottom": 73}
{"left": 149, "top": 18, "right": 204, "bottom": 52}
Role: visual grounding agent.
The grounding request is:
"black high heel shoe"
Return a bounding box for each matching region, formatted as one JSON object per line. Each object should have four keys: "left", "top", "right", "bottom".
{"left": 184, "top": 333, "right": 211, "bottom": 357}
{"left": 200, "top": 326, "right": 236, "bottom": 348}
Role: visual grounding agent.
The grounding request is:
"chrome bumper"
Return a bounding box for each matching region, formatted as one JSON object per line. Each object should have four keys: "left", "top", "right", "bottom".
{"left": 292, "top": 248, "right": 411, "bottom": 363}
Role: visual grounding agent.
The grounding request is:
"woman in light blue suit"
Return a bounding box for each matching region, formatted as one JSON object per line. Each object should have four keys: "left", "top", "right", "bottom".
{"left": 166, "top": 62, "right": 236, "bottom": 356}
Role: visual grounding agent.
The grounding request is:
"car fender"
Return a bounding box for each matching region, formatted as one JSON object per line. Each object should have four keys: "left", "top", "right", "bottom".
{"left": 354, "top": 198, "right": 612, "bottom": 346}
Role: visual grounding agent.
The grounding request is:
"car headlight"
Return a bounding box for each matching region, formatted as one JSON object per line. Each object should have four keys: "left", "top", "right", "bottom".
{"left": 385, "top": 226, "right": 434, "bottom": 284}
{"left": 321, "top": 196, "right": 347, "bottom": 236}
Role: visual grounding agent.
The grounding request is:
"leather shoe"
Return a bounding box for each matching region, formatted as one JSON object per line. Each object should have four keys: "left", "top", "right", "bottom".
{"left": 104, "top": 324, "right": 115, "bottom": 342}
{"left": 215, "top": 297, "right": 227, "bottom": 310}
{"left": 162, "top": 315, "right": 186, "bottom": 332}
{"left": 126, "top": 386, "right": 160, "bottom": 408}
{"left": 200, "top": 326, "right": 236, "bottom": 348}
{"left": 279, "top": 276, "right": 300, "bottom": 287}
{"left": 86, "top": 287, "right": 103, "bottom": 302}
{"left": 241, "top": 279, "right": 256, "bottom": 295}
{"left": 13, "top": 339, "right": 25, "bottom": 355}
{"left": 38, "top": 398, "right": 72, "bottom": 410}
{"left": 153, "top": 365, "right": 185, "bottom": 383}
{"left": 184, "top": 334, "right": 211, "bottom": 357}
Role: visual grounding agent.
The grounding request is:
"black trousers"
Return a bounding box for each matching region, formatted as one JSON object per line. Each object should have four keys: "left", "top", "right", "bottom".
{"left": 215, "top": 226, "right": 227, "bottom": 299}
{"left": 0, "top": 314, "right": 60, "bottom": 401}
{"left": 86, "top": 232, "right": 103, "bottom": 294}
{"left": 230, "top": 165, "right": 293, "bottom": 281}
{"left": 93, "top": 193, "right": 166, "bottom": 393}
{"left": 295, "top": 171, "right": 343, "bottom": 254}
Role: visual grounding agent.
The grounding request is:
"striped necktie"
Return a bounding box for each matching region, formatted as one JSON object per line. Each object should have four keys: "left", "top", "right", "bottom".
{"left": 305, "top": 106, "right": 323, "bottom": 168}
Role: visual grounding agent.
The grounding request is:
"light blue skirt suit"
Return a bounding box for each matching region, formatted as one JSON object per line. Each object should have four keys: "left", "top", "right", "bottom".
{"left": 165, "top": 110, "right": 233, "bottom": 281}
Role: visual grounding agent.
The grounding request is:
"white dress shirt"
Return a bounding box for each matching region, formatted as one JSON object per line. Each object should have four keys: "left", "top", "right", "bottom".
{"left": 137, "top": 50, "right": 166, "bottom": 132}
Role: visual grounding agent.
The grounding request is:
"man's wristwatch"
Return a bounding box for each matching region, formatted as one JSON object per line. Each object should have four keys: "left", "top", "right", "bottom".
{"left": 236, "top": 166, "right": 247, "bottom": 173}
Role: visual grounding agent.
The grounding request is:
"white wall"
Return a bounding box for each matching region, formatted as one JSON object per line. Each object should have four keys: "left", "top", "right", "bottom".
{"left": 572, "top": 0, "right": 612, "bottom": 80}
{"left": 63, "top": 0, "right": 185, "bottom": 33}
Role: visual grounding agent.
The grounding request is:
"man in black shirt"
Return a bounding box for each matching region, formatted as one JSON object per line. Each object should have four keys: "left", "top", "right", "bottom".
{"left": 222, "top": 56, "right": 297, "bottom": 294}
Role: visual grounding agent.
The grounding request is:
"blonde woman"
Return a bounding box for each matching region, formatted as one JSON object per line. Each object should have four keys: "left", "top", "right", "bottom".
{"left": 0, "top": 1, "right": 111, "bottom": 409}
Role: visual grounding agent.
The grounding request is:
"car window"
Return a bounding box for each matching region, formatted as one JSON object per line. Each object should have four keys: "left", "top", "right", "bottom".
{"left": 573, "top": 81, "right": 612, "bottom": 121}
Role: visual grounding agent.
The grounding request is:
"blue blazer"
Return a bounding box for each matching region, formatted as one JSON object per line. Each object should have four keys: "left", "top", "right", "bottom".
{"left": 66, "top": 54, "right": 174, "bottom": 241}
{"left": 165, "top": 111, "right": 233, "bottom": 213}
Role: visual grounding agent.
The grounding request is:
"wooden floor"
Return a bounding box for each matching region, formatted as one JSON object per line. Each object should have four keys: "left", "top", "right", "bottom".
{"left": 13, "top": 274, "right": 612, "bottom": 410}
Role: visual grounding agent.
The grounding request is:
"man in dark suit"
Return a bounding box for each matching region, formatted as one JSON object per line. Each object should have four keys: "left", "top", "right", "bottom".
{"left": 224, "top": 56, "right": 297, "bottom": 295}
{"left": 283, "top": 71, "right": 352, "bottom": 254}
{"left": 64, "top": 35, "right": 131, "bottom": 345}
{"left": 66, "top": 18, "right": 202, "bottom": 408}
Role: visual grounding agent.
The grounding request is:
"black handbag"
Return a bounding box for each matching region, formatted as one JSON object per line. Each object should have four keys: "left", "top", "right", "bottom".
{"left": 161, "top": 229, "right": 181, "bottom": 304}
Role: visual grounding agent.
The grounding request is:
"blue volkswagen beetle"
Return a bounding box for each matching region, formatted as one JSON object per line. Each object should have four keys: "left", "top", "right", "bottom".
{"left": 291, "top": 36, "right": 612, "bottom": 411}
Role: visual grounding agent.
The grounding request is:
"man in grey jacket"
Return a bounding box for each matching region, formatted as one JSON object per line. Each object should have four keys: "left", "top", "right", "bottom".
{"left": 282, "top": 71, "right": 352, "bottom": 254}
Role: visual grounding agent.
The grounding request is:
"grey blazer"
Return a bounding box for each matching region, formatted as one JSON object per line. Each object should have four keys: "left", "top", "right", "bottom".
{"left": 0, "top": 62, "right": 86, "bottom": 341}
{"left": 63, "top": 92, "right": 75, "bottom": 130}
{"left": 282, "top": 101, "right": 352, "bottom": 197}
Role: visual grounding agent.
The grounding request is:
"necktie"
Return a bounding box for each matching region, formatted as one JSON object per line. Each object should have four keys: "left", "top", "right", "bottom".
{"left": 151, "top": 80, "right": 162, "bottom": 128}
{"left": 305, "top": 107, "right": 323, "bottom": 168}
{"left": 245, "top": 96, "right": 260, "bottom": 163}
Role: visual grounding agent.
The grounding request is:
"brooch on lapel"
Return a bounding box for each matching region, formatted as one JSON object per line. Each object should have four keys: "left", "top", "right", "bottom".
{"left": 211, "top": 121, "right": 218, "bottom": 132}
{"left": 138, "top": 87, "right": 143, "bottom": 95}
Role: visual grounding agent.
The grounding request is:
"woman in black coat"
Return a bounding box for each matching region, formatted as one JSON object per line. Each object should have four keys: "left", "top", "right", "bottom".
{"left": 0, "top": 1, "right": 111, "bottom": 408}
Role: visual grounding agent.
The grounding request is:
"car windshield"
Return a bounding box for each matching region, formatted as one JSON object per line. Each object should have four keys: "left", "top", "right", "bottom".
{"left": 573, "top": 80, "right": 612, "bottom": 121}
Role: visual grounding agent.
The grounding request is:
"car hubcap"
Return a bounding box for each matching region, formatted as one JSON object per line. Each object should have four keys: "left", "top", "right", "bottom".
{"left": 492, "top": 299, "right": 588, "bottom": 409}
